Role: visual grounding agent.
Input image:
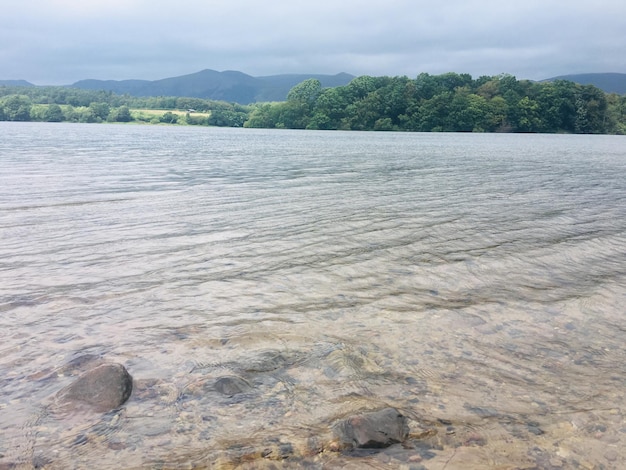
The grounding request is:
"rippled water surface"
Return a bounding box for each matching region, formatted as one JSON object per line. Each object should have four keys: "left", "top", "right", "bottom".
{"left": 1, "top": 122, "right": 625, "bottom": 469}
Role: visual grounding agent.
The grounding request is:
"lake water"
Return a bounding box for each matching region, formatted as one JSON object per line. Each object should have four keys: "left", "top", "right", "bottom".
{"left": 1, "top": 122, "right": 625, "bottom": 469}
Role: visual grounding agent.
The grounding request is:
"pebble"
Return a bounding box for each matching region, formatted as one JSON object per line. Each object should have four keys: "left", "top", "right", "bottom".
{"left": 604, "top": 450, "right": 618, "bottom": 462}
{"left": 549, "top": 457, "right": 563, "bottom": 468}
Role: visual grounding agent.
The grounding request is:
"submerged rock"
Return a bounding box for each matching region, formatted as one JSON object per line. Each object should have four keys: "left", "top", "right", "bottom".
{"left": 214, "top": 376, "right": 252, "bottom": 396}
{"left": 333, "top": 408, "right": 410, "bottom": 449}
{"left": 56, "top": 363, "right": 133, "bottom": 413}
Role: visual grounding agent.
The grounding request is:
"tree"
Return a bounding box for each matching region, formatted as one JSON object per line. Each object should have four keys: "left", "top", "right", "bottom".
{"left": 63, "top": 105, "right": 79, "bottom": 122}
{"left": 448, "top": 91, "right": 488, "bottom": 132}
{"left": 311, "top": 87, "right": 349, "bottom": 129}
{"left": 537, "top": 81, "right": 576, "bottom": 133}
{"left": 275, "top": 101, "right": 309, "bottom": 129}
{"left": 486, "top": 96, "right": 510, "bottom": 132}
{"left": 517, "top": 96, "right": 542, "bottom": 132}
{"left": 576, "top": 85, "right": 608, "bottom": 134}
{"left": 244, "top": 104, "right": 279, "bottom": 128}
{"left": 43, "top": 103, "right": 64, "bottom": 122}
{"left": 279, "top": 79, "right": 323, "bottom": 129}
{"left": 159, "top": 111, "right": 178, "bottom": 124}
{"left": 345, "top": 75, "right": 378, "bottom": 100}
{"left": 207, "top": 109, "right": 247, "bottom": 127}
{"left": 109, "top": 105, "right": 132, "bottom": 122}
{"left": 286, "top": 78, "right": 322, "bottom": 105}
{"left": 606, "top": 93, "right": 626, "bottom": 134}
{"left": 89, "top": 102, "right": 110, "bottom": 121}
{"left": 418, "top": 92, "right": 454, "bottom": 131}
{"left": 2, "top": 95, "right": 31, "bottom": 121}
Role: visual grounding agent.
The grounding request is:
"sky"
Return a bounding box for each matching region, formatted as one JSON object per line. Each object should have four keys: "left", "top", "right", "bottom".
{"left": 1, "top": 0, "right": 625, "bottom": 85}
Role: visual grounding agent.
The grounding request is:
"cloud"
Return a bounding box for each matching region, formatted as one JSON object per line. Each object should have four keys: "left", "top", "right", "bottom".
{"left": 1, "top": 0, "right": 624, "bottom": 84}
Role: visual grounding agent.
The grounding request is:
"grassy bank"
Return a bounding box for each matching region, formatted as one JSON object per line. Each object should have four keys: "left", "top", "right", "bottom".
{"left": 131, "top": 109, "right": 211, "bottom": 124}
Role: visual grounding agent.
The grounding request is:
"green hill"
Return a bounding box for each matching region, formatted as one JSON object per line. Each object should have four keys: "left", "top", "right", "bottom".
{"left": 543, "top": 73, "right": 626, "bottom": 94}
{"left": 70, "top": 69, "right": 355, "bottom": 104}
{"left": 0, "top": 80, "right": 34, "bottom": 87}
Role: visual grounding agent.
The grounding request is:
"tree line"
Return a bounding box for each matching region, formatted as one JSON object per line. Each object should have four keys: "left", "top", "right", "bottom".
{"left": 2, "top": 73, "right": 625, "bottom": 133}
{"left": 0, "top": 86, "right": 250, "bottom": 127}
{"left": 245, "top": 73, "right": 626, "bottom": 134}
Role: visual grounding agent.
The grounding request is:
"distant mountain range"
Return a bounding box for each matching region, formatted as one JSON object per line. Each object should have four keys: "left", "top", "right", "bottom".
{"left": 542, "top": 73, "right": 626, "bottom": 95}
{"left": 2, "top": 71, "right": 625, "bottom": 103}
{"left": 0, "top": 79, "right": 34, "bottom": 87}
{"left": 65, "top": 70, "right": 354, "bottom": 104}
{"left": 70, "top": 70, "right": 355, "bottom": 104}
{"left": 0, "top": 70, "right": 354, "bottom": 104}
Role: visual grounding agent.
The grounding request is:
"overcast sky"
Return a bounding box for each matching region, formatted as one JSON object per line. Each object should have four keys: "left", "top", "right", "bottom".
{"left": 1, "top": 0, "right": 624, "bottom": 85}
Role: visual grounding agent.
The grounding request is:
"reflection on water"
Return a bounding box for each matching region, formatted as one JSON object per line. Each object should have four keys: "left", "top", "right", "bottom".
{"left": 1, "top": 123, "right": 625, "bottom": 468}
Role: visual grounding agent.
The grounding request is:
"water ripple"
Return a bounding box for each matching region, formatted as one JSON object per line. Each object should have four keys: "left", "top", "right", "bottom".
{"left": 1, "top": 124, "right": 625, "bottom": 468}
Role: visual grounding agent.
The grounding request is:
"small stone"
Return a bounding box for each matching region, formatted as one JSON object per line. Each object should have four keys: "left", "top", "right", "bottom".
{"left": 549, "top": 457, "right": 563, "bottom": 468}
{"left": 464, "top": 433, "right": 487, "bottom": 446}
{"left": 604, "top": 450, "right": 618, "bottom": 462}
{"left": 327, "top": 440, "right": 341, "bottom": 452}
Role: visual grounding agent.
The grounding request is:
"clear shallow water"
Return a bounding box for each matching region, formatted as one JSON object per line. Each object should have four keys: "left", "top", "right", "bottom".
{"left": 1, "top": 122, "right": 625, "bottom": 469}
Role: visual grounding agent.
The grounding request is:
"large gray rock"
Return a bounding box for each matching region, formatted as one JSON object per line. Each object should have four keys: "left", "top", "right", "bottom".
{"left": 333, "top": 408, "right": 410, "bottom": 449}
{"left": 57, "top": 363, "right": 133, "bottom": 413}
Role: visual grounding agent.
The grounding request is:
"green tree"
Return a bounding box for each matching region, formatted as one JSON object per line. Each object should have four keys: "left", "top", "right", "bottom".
{"left": 89, "top": 102, "right": 110, "bottom": 121}
{"left": 273, "top": 101, "right": 307, "bottom": 129}
{"left": 606, "top": 93, "right": 626, "bottom": 134}
{"left": 108, "top": 105, "right": 132, "bottom": 122}
{"left": 576, "top": 85, "right": 607, "bottom": 134}
{"left": 311, "top": 87, "right": 349, "bottom": 129}
{"left": 2, "top": 95, "right": 31, "bottom": 121}
{"left": 77, "top": 107, "right": 99, "bottom": 123}
{"left": 345, "top": 75, "right": 378, "bottom": 100}
{"left": 244, "top": 103, "right": 279, "bottom": 128}
{"left": 517, "top": 96, "right": 542, "bottom": 132}
{"left": 486, "top": 96, "right": 510, "bottom": 132}
{"left": 448, "top": 89, "right": 488, "bottom": 131}
{"left": 159, "top": 111, "right": 178, "bottom": 124}
{"left": 207, "top": 109, "right": 247, "bottom": 127}
{"left": 176, "top": 97, "right": 209, "bottom": 112}
{"left": 273, "top": 79, "right": 323, "bottom": 129}
{"left": 373, "top": 117, "right": 394, "bottom": 131}
{"left": 43, "top": 103, "right": 64, "bottom": 122}
{"left": 287, "top": 78, "right": 322, "bottom": 105}
{"left": 63, "top": 105, "right": 79, "bottom": 122}
{"left": 413, "top": 73, "right": 439, "bottom": 100}
{"left": 418, "top": 92, "right": 454, "bottom": 131}
{"left": 537, "top": 81, "right": 576, "bottom": 133}
{"left": 117, "top": 105, "right": 132, "bottom": 122}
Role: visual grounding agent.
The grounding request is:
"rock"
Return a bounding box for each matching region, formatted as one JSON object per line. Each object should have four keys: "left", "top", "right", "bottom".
{"left": 57, "top": 363, "right": 133, "bottom": 413}
{"left": 604, "top": 450, "right": 618, "bottom": 462}
{"left": 214, "top": 376, "right": 251, "bottom": 396}
{"left": 333, "top": 408, "right": 410, "bottom": 449}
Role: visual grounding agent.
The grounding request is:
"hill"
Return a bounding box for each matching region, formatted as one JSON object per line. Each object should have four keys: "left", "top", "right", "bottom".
{"left": 0, "top": 80, "right": 34, "bottom": 87}
{"left": 70, "top": 69, "right": 355, "bottom": 104}
{"left": 543, "top": 73, "right": 626, "bottom": 94}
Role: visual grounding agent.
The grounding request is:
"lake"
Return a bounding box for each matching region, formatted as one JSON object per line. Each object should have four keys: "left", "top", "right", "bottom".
{"left": 1, "top": 122, "right": 625, "bottom": 469}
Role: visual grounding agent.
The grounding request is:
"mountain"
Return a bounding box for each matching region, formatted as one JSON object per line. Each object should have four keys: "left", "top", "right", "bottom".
{"left": 70, "top": 69, "right": 355, "bottom": 104}
{"left": 543, "top": 73, "right": 626, "bottom": 94}
{"left": 0, "top": 79, "right": 34, "bottom": 87}
{"left": 254, "top": 72, "right": 355, "bottom": 102}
